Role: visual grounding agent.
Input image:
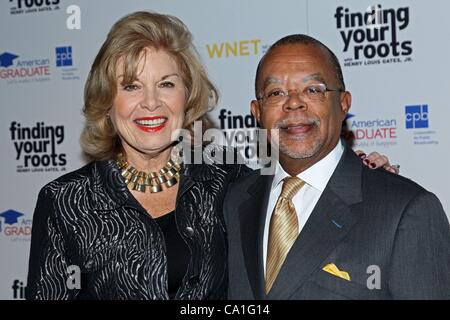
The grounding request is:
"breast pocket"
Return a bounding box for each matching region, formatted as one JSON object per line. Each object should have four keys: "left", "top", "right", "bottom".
{"left": 310, "top": 269, "right": 381, "bottom": 300}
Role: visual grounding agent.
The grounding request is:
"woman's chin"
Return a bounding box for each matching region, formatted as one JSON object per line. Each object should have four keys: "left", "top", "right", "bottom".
{"left": 133, "top": 143, "right": 174, "bottom": 156}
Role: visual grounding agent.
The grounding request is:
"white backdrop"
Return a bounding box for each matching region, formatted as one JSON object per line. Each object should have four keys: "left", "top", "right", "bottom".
{"left": 1, "top": 0, "right": 449, "bottom": 299}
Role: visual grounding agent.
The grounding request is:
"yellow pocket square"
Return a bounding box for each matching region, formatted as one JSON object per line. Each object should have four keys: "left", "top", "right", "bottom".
{"left": 322, "top": 263, "right": 351, "bottom": 281}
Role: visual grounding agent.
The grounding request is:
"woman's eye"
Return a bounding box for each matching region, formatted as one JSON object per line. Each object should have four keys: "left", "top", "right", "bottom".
{"left": 159, "top": 81, "right": 175, "bottom": 88}
{"left": 123, "top": 84, "right": 140, "bottom": 91}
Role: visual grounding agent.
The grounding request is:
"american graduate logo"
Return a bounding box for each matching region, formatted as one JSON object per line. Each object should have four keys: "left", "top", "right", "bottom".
{"left": 0, "top": 209, "right": 32, "bottom": 241}
{"left": 345, "top": 113, "right": 398, "bottom": 149}
{"left": 0, "top": 51, "right": 51, "bottom": 84}
{"left": 0, "top": 52, "right": 19, "bottom": 68}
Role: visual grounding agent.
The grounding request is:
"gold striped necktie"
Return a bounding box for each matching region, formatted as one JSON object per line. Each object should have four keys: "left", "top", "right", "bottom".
{"left": 266, "top": 176, "right": 305, "bottom": 294}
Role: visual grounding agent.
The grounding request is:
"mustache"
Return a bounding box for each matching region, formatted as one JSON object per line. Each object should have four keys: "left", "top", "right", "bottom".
{"left": 274, "top": 118, "right": 320, "bottom": 129}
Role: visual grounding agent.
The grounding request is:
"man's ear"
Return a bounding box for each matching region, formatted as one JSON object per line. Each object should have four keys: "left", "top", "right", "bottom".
{"left": 251, "top": 100, "right": 261, "bottom": 124}
{"left": 340, "top": 91, "right": 352, "bottom": 118}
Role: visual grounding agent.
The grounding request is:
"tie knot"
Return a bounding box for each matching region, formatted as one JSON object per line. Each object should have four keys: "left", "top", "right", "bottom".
{"left": 280, "top": 177, "right": 305, "bottom": 200}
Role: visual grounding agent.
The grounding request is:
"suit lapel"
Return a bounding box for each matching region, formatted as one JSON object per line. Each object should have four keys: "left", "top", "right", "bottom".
{"left": 239, "top": 173, "right": 273, "bottom": 300}
{"left": 267, "top": 146, "right": 364, "bottom": 299}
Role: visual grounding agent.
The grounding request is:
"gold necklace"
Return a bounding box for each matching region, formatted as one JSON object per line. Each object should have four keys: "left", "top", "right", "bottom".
{"left": 116, "top": 156, "right": 182, "bottom": 193}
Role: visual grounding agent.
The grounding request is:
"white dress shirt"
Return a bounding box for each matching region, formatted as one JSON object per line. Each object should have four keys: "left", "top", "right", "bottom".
{"left": 263, "top": 141, "right": 345, "bottom": 273}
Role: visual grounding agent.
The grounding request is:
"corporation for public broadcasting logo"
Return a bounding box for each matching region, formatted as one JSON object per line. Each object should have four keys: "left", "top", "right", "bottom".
{"left": 56, "top": 46, "right": 73, "bottom": 67}
{"left": 404, "top": 104, "right": 437, "bottom": 146}
{"left": 405, "top": 105, "right": 429, "bottom": 129}
{"left": 55, "top": 46, "right": 80, "bottom": 80}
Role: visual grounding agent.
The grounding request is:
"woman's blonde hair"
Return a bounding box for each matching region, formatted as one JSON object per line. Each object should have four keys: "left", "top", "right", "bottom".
{"left": 80, "top": 11, "right": 218, "bottom": 160}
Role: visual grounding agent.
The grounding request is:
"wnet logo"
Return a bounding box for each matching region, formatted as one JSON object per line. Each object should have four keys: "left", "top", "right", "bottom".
{"left": 56, "top": 46, "right": 72, "bottom": 67}
{"left": 0, "top": 51, "right": 51, "bottom": 83}
{"left": 206, "top": 39, "right": 266, "bottom": 59}
{"left": 405, "top": 105, "right": 428, "bottom": 129}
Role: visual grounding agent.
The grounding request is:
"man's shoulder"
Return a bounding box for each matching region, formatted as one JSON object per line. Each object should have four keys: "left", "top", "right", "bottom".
{"left": 223, "top": 168, "right": 266, "bottom": 204}
{"left": 340, "top": 147, "right": 430, "bottom": 200}
{"left": 363, "top": 165, "right": 428, "bottom": 196}
{"left": 229, "top": 167, "right": 261, "bottom": 186}
{"left": 359, "top": 164, "right": 446, "bottom": 219}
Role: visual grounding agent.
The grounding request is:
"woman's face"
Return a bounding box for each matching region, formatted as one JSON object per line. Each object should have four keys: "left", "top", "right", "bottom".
{"left": 110, "top": 47, "right": 186, "bottom": 158}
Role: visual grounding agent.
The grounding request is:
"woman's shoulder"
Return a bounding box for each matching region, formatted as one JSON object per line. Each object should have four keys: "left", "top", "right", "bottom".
{"left": 39, "top": 161, "right": 99, "bottom": 196}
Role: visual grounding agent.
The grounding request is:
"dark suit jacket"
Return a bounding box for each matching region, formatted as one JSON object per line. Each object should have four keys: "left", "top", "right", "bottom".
{"left": 224, "top": 146, "right": 450, "bottom": 300}
{"left": 27, "top": 158, "right": 249, "bottom": 300}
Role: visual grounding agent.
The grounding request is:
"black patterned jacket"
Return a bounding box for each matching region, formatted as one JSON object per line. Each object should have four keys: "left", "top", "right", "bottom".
{"left": 26, "top": 158, "right": 249, "bottom": 300}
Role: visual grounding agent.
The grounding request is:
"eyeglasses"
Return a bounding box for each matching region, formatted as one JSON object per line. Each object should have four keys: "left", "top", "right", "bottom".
{"left": 257, "top": 83, "right": 344, "bottom": 107}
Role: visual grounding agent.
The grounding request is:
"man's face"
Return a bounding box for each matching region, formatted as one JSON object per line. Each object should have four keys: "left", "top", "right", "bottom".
{"left": 251, "top": 44, "right": 351, "bottom": 164}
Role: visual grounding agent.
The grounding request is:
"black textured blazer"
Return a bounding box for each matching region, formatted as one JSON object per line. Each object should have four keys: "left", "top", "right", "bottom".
{"left": 26, "top": 158, "right": 249, "bottom": 300}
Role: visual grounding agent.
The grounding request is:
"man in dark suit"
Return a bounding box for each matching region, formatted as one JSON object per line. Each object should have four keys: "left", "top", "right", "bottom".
{"left": 224, "top": 34, "right": 450, "bottom": 299}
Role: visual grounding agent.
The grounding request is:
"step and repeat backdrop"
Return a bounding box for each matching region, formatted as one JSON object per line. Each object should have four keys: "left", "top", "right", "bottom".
{"left": 1, "top": 0, "right": 449, "bottom": 299}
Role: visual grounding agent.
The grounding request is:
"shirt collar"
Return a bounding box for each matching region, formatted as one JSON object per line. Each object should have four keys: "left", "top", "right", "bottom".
{"left": 272, "top": 140, "right": 345, "bottom": 192}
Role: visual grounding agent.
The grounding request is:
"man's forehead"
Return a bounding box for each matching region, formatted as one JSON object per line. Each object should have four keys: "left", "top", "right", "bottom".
{"left": 261, "top": 73, "right": 328, "bottom": 88}
{"left": 263, "top": 46, "right": 329, "bottom": 70}
{"left": 267, "top": 43, "right": 327, "bottom": 58}
{"left": 264, "top": 56, "right": 314, "bottom": 69}
{"left": 261, "top": 45, "right": 332, "bottom": 75}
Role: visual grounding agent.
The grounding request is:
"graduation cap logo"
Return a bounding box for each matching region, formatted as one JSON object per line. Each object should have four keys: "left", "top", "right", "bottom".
{"left": 0, "top": 52, "right": 19, "bottom": 68}
{"left": 0, "top": 210, "right": 24, "bottom": 225}
{"left": 345, "top": 113, "right": 355, "bottom": 121}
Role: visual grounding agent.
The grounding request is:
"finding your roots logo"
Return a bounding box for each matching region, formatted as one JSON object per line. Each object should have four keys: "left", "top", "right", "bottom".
{"left": 10, "top": 121, "right": 67, "bottom": 173}
{"left": 12, "top": 279, "right": 27, "bottom": 299}
{"left": 170, "top": 121, "right": 278, "bottom": 175}
{"left": 335, "top": 4, "right": 413, "bottom": 67}
{"left": 9, "top": 0, "right": 61, "bottom": 15}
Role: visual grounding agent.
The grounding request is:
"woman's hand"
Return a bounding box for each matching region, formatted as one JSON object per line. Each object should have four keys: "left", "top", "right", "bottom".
{"left": 355, "top": 150, "right": 400, "bottom": 174}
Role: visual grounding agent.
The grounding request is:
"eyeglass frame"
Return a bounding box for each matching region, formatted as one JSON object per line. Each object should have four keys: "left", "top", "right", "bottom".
{"left": 256, "top": 82, "right": 345, "bottom": 106}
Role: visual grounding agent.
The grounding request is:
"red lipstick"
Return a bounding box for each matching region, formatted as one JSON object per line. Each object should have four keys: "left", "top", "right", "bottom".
{"left": 134, "top": 116, "right": 167, "bottom": 133}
